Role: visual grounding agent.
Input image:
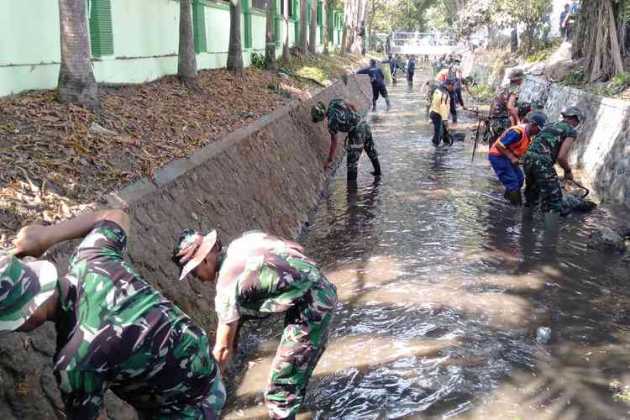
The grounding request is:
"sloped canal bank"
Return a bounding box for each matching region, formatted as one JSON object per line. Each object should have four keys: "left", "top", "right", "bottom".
{"left": 224, "top": 75, "right": 630, "bottom": 419}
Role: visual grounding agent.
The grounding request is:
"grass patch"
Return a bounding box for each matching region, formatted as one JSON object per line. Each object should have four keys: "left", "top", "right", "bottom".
{"left": 562, "top": 69, "right": 630, "bottom": 98}
{"left": 280, "top": 53, "right": 369, "bottom": 85}
{"left": 469, "top": 84, "right": 495, "bottom": 102}
{"left": 524, "top": 40, "right": 562, "bottom": 63}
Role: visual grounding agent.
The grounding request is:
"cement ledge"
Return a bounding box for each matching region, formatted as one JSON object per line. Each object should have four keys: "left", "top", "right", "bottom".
{"left": 106, "top": 75, "right": 371, "bottom": 209}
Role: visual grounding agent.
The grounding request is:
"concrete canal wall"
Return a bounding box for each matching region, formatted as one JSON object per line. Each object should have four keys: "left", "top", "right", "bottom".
{"left": 519, "top": 77, "right": 630, "bottom": 208}
{"left": 0, "top": 75, "right": 371, "bottom": 419}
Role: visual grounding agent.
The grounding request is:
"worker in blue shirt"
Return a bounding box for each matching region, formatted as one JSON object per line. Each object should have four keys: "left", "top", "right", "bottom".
{"left": 357, "top": 59, "right": 392, "bottom": 112}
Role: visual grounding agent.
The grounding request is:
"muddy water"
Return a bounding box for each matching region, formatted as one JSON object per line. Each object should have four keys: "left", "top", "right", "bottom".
{"left": 225, "top": 76, "right": 630, "bottom": 419}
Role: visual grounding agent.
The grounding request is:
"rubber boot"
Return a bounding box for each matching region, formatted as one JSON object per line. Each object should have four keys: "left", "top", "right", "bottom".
{"left": 347, "top": 167, "right": 358, "bottom": 183}
{"left": 372, "top": 100, "right": 377, "bottom": 112}
{"left": 386, "top": 98, "right": 391, "bottom": 111}
{"left": 370, "top": 158, "right": 382, "bottom": 177}
{"left": 506, "top": 191, "right": 523, "bottom": 206}
{"left": 543, "top": 211, "right": 561, "bottom": 231}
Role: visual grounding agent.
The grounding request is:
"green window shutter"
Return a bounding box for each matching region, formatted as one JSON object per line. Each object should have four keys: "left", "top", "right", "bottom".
{"left": 316, "top": 1, "right": 322, "bottom": 25}
{"left": 273, "top": 0, "right": 281, "bottom": 43}
{"left": 89, "top": 0, "right": 114, "bottom": 57}
{"left": 193, "top": 0, "right": 207, "bottom": 53}
{"left": 242, "top": 0, "right": 252, "bottom": 49}
{"left": 327, "top": 6, "right": 333, "bottom": 40}
{"left": 317, "top": 0, "right": 322, "bottom": 41}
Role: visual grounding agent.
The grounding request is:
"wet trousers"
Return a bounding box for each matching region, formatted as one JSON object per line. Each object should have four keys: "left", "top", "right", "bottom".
{"left": 430, "top": 111, "right": 450, "bottom": 146}
{"left": 265, "top": 278, "right": 338, "bottom": 419}
{"left": 371, "top": 83, "right": 391, "bottom": 110}
{"left": 523, "top": 154, "right": 564, "bottom": 213}
{"left": 347, "top": 122, "right": 381, "bottom": 180}
{"left": 489, "top": 154, "right": 524, "bottom": 192}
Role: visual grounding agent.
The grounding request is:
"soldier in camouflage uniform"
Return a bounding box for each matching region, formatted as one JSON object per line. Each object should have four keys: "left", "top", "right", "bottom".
{"left": 522, "top": 107, "right": 584, "bottom": 215}
{"left": 488, "top": 69, "right": 525, "bottom": 147}
{"left": 173, "top": 230, "right": 338, "bottom": 419}
{"left": 4, "top": 210, "right": 226, "bottom": 419}
{"left": 312, "top": 99, "right": 382, "bottom": 182}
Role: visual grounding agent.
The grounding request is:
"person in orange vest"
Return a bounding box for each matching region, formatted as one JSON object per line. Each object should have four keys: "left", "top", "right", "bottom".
{"left": 489, "top": 111, "right": 547, "bottom": 205}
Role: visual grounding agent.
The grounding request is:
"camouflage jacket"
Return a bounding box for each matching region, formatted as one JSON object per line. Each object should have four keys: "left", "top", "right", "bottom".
{"left": 490, "top": 82, "right": 520, "bottom": 118}
{"left": 326, "top": 99, "right": 362, "bottom": 135}
{"left": 55, "top": 221, "right": 218, "bottom": 419}
{"left": 526, "top": 120, "right": 578, "bottom": 163}
{"left": 214, "top": 232, "right": 323, "bottom": 324}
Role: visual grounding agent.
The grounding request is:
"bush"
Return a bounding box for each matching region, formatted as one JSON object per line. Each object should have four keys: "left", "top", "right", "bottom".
{"left": 251, "top": 52, "right": 266, "bottom": 70}
{"left": 469, "top": 84, "right": 495, "bottom": 102}
{"left": 608, "top": 72, "right": 630, "bottom": 93}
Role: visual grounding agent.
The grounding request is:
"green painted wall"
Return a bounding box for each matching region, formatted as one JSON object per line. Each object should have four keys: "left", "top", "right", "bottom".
{"left": 0, "top": 0, "right": 342, "bottom": 97}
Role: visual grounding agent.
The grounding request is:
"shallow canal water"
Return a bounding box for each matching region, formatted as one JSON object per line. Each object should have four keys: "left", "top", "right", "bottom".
{"left": 225, "top": 76, "right": 630, "bottom": 419}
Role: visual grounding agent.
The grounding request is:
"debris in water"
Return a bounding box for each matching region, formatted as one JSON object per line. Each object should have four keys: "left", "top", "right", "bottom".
{"left": 536, "top": 327, "right": 551, "bottom": 344}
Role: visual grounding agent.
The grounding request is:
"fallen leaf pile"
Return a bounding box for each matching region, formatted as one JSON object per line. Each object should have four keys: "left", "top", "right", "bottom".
{"left": 0, "top": 55, "right": 369, "bottom": 247}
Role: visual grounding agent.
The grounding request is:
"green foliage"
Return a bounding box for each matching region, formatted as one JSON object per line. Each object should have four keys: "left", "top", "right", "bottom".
{"left": 250, "top": 52, "right": 266, "bottom": 70}
{"left": 459, "top": 0, "right": 551, "bottom": 52}
{"left": 524, "top": 40, "right": 561, "bottom": 63}
{"left": 562, "top": 68, "right": 586, "bottom": 86}
{"left": 609, "top": 72, "right": 630, "bottom": 91}
{"left": 561, "top": 69, "right": 630, "bottom": 98}
{"left": 370, "top": 0, "right": 435, "bottom": 33}
{"left": 469, "top": 83, "right": 495, "bottom": 101}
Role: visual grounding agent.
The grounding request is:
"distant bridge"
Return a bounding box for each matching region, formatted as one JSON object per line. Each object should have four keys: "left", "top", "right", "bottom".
{"left": 390, "top": 31, "right": 458, "bottom": 56}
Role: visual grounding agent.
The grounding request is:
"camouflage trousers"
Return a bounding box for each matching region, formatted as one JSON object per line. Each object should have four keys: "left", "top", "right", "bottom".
{"left": 347, "top": 121, "right": 380, "bottom": 180}
{"left": 265, "top": 276, "right": 338, "bottom": 419}
{"left": 523, "top": 154, "right": 563, "bottom": 213}
{"left": 488, "top": 116, "right": 510, "bottom": 147}
{"left": 137, "top": 359, "right": 226, "bottom": 419}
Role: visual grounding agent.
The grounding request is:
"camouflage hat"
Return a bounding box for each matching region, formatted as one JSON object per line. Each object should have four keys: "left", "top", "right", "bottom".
{"left": 172, "top": 229, "right": 217, "bottom": 280}
{"left": 311, "top": 101, "right": 327, "bottom": 123}
{"left": 509, "top": 69, "right": 525, "bottom": 81}
{"left": 0, "top": 255, "right": 58, "bottom": 332}
{"left": 561, "top": 106, "right": 584, "bottom": 123}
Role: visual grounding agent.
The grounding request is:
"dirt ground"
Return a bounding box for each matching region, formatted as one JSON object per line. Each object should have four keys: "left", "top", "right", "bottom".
{"left": 0, "top": 54, "right": 368, "bottom": 246}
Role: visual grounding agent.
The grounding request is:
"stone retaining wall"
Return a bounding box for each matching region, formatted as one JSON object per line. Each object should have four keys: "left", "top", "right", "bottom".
{"left": 519, "top": 77, "right": 630, "bottom": 208}
{"left": 0, "top": 75, "right": 371, "bottom": 419}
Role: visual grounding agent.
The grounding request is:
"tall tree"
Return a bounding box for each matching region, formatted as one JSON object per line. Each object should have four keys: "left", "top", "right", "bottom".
{"left": 283, "top": 0, "right": 290, "bottom": 60}
{"left": 57, "top": 0, "right": 98, "bottom": 109}
{"left": 298, "top": 0, "right": 308, "bottom": 52}
{"left": 573, "top": 0, "right": 625, "bottom": 81}
{"left": 265, "top": 0, "right": 277, "bottom": 68}
{"left": 227, "top": 0, "right": 244, "bottom": 74}
{"left": 323, "top": 0, "right": 329, "bottom": 54}
{"left": 309, "top": 0, "right": 318, "bottom": 53}
{"left": 178, "top": 0, "right": 198, "bottom": 83}
{"left": 341, "top": 0, "right": 354, "bottom": 54}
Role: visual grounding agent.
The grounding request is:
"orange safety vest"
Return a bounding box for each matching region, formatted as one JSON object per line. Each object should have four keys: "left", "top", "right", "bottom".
{"left": 489, "top": 124, "right": 531, "bottom": 157}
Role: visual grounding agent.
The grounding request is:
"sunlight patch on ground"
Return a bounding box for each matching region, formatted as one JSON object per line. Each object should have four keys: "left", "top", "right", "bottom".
{"left": 229, "top": 335, "right": 458, "bottom": 402}
{"left": 324, "top": 255, "right": 403, "bottom": 302}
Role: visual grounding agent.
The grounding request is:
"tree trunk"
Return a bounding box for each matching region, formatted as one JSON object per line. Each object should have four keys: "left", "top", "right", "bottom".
{"left": 323, "top": 0, "right": 329, "bottom": 54}
{"left": 510, "top": 26, "right": 518, "bottom": 53}
{"left": 265, "top": 0, "right": 277, "bottom": 68}
{"left": 283, "top": 0, "right": 290, "bottom": 61}
{"left": 178, "top": 0, "right": 198, "bottom": 82}
{"left": 227, "top": 0, "right": 244, "bottom": 74}
{"left": 299, "top": 0, "right": 308, "bottom": 52}
{"left": 367, "top": 0, "right": 375, "bottom": 51}
{"left": 342, "top": 0, "right": 353, "bottom": 54}
{"left": 573, "top": 0, "right": 624, "bottom": 81}
{"left": 309, "top": 0, "right": 318, "bottom": 53}
{"left": 57, "top": 0, "right": 98, "bottom": 109}
{"left": 357, "top": 0, "right": 367, "bottom": 54}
